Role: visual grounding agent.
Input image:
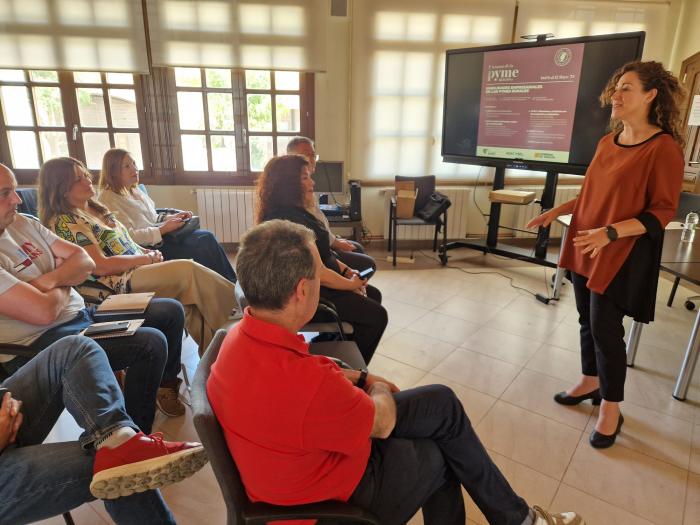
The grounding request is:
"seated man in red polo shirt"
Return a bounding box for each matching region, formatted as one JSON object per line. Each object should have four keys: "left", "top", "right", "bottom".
{"left": 207, "top": 219, "right": 583, "bottom": 525}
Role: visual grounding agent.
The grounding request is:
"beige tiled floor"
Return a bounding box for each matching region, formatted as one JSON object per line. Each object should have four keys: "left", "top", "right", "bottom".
{"left": 36, "top": 247, "right": 700, "bottom": 524}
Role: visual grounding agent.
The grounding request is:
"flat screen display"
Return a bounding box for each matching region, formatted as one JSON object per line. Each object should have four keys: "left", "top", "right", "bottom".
{"left": 442, "top": 32, "right": 645, "bottom": 174}
{"left": 313, "top": 161, "right": 344, "bottom": 193}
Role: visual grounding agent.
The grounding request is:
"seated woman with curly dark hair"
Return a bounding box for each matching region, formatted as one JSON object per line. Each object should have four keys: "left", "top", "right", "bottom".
{"left": 256, "top": 155, "right": 387, "bottom": 363}
{"left": 37, "top": 156, "right": 236, "bottom": 356}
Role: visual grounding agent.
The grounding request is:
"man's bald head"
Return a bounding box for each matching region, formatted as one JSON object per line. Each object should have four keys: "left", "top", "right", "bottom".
{"left": 0, "top": 164, "right": 22, "bottom": 232}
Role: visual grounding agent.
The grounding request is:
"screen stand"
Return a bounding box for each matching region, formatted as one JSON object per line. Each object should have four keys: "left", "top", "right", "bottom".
{"left": 439, "top": 167, "right": 559, "bottom": 270}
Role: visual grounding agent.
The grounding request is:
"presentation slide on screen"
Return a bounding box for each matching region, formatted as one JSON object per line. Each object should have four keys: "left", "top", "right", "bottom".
{"left": 476, "top": 43, "right": 584, "bottom": 163}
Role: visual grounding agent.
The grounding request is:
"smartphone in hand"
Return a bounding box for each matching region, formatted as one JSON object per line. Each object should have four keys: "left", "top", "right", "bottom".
{"left": 358, "top": 267, "right": 375, "bottom": 280}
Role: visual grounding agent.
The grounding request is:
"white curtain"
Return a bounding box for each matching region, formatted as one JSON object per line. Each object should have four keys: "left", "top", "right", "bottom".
{"left": 515, "top": 0, "right": 671, "bottom": 63}
{"left": 0, "top": 0, "right": 149, "bottom": 72}
{"left": 349, "top": 0, "right": 516, "bottom": 182}
{"left": 145, "top": 0, "right": 327, "bottom": 71}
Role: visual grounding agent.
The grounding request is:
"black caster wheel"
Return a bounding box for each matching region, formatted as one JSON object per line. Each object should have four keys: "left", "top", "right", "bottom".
{"left": 439, "top": 251, "right": 448, "bottom": 266}
{"left": 685, "top": 300, "right": 696, "bottom": 311}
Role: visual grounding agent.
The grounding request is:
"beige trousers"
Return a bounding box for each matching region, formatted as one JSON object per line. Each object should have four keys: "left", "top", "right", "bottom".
{"left": 129, "top": 259, "right": 235, "bottom": 355}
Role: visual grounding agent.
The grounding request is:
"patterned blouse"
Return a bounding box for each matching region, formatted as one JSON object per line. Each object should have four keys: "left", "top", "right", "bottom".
{"left": 52, "top": 210, "right": 145, "bottom": 299}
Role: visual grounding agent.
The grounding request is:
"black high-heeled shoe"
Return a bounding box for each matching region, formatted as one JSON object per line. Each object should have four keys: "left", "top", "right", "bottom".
{"left": 590, "top": 414, "right": 624, "bottom": 449}
{"left": 553, "top": 388, "right": 602, "bottom": 406}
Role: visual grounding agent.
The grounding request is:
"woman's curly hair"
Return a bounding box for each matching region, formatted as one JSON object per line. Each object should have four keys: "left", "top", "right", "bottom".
{"left": 600, "top": 60, "right": 686, "bottom": 147}
{"left": 255, "top": 154, "right": 310, "bottom": 224}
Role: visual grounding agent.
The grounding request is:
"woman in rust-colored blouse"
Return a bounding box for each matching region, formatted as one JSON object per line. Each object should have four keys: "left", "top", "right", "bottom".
{"left": 528, "top": 61, "right": 685, "bottom": 449}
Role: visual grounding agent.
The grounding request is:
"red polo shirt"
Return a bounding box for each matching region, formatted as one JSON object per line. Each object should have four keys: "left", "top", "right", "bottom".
{"left": 207, "top": 308, "right": 374, "bottom": 506}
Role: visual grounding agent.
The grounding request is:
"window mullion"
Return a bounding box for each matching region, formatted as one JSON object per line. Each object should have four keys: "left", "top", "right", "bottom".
{"left": 200, "top": 69, "right": 214, "bottom": 172}
{"left": 58, "top": 71, "right": 85, "bottom": 163}
{"left": 101, "top": 73, "right": 116, "bottom": 149}
{"left": 232, "top": 70, "right": 249, "bottom": 173}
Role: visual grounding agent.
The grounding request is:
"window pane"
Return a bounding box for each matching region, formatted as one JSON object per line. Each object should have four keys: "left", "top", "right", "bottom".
{"left": 246, "top": 94, "right": 272, "bottom": 131}
{"left": 175, "top": 67, "right": 202, "bottom": 87}
{"left": 77, "top": 88, "right": 107, "bottom": 127}
{"left": 108, "top": 89, "right": 138, "bottom": 128}
{"left": 39, "top": 131, "right": 69, "bottom": 159}
{"left": 276, "top": 135, "right": 292, "bottom": 155}
{"left": 33, "top": 87, "right": 65, "bottom": 126}
{"left": 8, "top": 131, "right": 39, "bottom": 168}
{"left": 30, "top": 70, "right": 58, "bottom": 83}
{"left": 74, "top": 72, "right": 102, "bottom": 84}
{"left": 106, "top": 73, "right": 134, "bottom": 85}
{"left": 274, "top": 71, "right": 299, "bottom": 90}
{"left": 249, "top": 135, "right": 273, "bottom": 171}
{"left": 211, "top": 135, "right": 236, "bottom": 171}
{"left": 206, "top": 69, "right": 231, "bottom": 88}
{"left": 177, "top": 92, "right": 205, "bottom": 130}
{"left": 181, "top": 135, "right": 208, "bottom": 170}
{"left": 245, "top": 70, "right": 271, "bottom": 89}
{"left": 1, "top": 86, "right": 34, "bottom": 125}
{"left": 0, "top": 69, "right": 25, "bottom": 82}
{"left": 114, "top": 133, "right": 143, "bottom": 169}
{"left": 82, "top": 132, "right": 111, "bottom": 169}
{"left": 207, "top": 93, "right": 234, "bottom": 131}
{"left": 275, "top": 94, "right": 300, "bottom": 132}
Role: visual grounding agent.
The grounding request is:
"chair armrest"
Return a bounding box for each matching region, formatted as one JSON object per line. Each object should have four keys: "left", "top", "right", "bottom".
{"left": 156, "top": 208, "right": 181, "bottom": 215}
{"left": 245, "top": 500, "right": 379, "bottom": 524}
{"left": 314, "top": 301, "right": 347, "bottom": 340}
{"left": 0, "top": 344, "right": 38, "bottom": 359}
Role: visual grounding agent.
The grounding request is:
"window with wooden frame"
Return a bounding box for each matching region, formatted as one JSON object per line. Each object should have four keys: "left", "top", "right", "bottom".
{"left": 170, "top": 67, "right": 314, "bottom": 184}
{"left": 0, "top": 69, "right": 148, "bottom": 184}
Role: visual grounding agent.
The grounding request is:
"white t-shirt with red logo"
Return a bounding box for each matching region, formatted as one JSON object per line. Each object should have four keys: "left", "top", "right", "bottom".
{"left": 0, "top": 215, "right": 85, "bottom": 354}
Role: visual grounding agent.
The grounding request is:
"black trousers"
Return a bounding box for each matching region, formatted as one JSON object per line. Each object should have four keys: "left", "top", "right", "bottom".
{"left": 336, "top": 241, "right": 377, "bottom": 274}
{"left": 571, "top": 272, "right": 627, "bottom": 402}
{"left": 348, "top": 385, "right": 530, "bottom": 525}
{"left": 320, "top": 284, "right": 387, "bottom": 365}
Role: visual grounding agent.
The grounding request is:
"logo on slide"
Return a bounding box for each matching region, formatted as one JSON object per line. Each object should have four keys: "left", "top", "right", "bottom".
{"left": 554, "top": 47, "right": 573, "bottom": 67}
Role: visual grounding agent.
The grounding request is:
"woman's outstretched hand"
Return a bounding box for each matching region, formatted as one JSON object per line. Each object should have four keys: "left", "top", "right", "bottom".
{"left": 573, "top": 228, "right": 610, "bottom": 258}
{"left": 526, "top": 210, "right": 555, "bottom": 229}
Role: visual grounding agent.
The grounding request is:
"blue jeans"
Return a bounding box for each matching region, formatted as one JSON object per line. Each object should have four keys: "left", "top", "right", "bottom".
{"left": 0, "top": 336, "right": 175, "bottom": 525}
{"left": 349, "top": 385, "right": 530, "bottom": 525}
{"left": 3, "top": 298, "right": 185, "bottom": 433}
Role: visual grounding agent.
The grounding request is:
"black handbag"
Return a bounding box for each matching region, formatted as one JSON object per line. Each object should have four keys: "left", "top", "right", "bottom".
{"left": 416, "top": 192, "right": 451, "bottom": 222}
{"left": 162, "top": 215, "right": 200, "bottom": 243}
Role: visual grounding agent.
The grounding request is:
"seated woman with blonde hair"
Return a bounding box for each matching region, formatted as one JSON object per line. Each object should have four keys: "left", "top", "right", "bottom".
{"left": 38, "top": 156, "right": 236, "bottom": 355}
{"left": 98, "top": 148, "right": 236, "bottom": 283}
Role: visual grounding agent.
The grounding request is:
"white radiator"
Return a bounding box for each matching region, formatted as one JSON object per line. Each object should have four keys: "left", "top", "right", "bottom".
{"left": 196, "top": 188, "right": 256, "bottom": 243}
{"left": 383, "top": 188, "right": 472, "bottom": 241}
{"left": 511, "top": 185, "right": 581, "bottom": 238}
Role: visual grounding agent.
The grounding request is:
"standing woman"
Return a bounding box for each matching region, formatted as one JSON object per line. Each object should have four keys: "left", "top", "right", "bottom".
{"left": 528, "top": 61, "right": 685, "bottom": 448}
{"left": 98, "top": 149, "right": 236, "bottom": 283}
{"left": 256, "top": 155, "right": 387, "bottom": 364}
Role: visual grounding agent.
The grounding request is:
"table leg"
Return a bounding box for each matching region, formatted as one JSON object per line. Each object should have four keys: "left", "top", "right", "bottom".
{"left": 551, "top": 225, "right": 569, "bottom": 300}
{"left": 626, "top": 320, "right": 643, "bottom": 367}
{"left": 673, "top": 308, "right": 700, "bottom": 400}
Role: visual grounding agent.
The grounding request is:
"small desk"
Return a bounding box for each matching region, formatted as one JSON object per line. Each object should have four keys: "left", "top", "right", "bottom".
{"left": 627, "top": 228, "right": 700, "bottom": 400}
{"left": 327, "top": 218, "right": 363, "bottom": 242}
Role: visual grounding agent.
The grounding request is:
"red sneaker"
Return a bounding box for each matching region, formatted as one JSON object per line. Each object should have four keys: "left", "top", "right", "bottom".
{"left": 90, "top": 432, "right": 208, "bottom": 499}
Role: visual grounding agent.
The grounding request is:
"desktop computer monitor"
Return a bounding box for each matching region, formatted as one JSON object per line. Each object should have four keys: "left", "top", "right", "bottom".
{"left": 313, "top": 161, "right": 344, "bottom": 193}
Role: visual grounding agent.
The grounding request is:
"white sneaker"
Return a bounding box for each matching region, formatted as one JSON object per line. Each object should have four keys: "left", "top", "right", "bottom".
{"left": 532, "top": 505, "right": 585, "bottom": 525}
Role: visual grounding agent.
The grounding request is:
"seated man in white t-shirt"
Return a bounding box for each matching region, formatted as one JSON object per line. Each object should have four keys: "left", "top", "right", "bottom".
{"left": 0, "top": 164, "right": 186, "bottom": 428}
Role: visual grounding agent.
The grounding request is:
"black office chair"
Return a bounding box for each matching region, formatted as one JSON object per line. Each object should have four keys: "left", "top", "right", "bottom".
{"left": 191, "top": 329, "right": 379, "bottom": 524}
{"left": 387, "top": 175, "right": 447, "bottom": 266}
{"left": 0, "top": 344, "right": 75, "bottom": 525}
{"left": 667, "top": 192, "right": 700, "bottom": 309}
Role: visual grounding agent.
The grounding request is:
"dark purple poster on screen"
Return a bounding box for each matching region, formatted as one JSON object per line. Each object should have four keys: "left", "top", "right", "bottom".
{"left": 476, "top": 43, "right": 584, "bottom": 163}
